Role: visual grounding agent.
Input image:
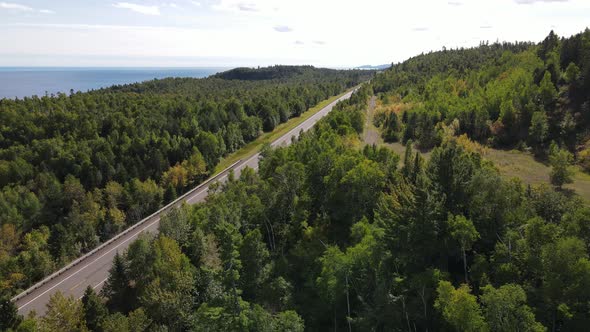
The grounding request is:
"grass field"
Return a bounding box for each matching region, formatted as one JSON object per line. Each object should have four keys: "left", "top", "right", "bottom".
{"left": 213, "top": 90, "right": 350, "bottom": 173}
{"left": 383, "top": 141, "right": 590, "bottom": 202}
{"left": 486, "top": 148, "right": 590, "bottom": 200}
{"left": 363, "top": 97, "right": 590, "bottom": 202}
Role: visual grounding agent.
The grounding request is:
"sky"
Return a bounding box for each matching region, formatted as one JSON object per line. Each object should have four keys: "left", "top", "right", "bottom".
{"left": 0, "top": 0, "right": 588, "bottom": 68}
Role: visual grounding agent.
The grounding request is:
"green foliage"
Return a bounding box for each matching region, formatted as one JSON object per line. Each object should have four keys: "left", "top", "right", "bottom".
{"left": 101, "top": 313, "right": 129, "bottom": 332}
{"left": 81, "top": 286, "right": 107, "bottom": 332}
{"left": 565, "top": 62, "right": 581, "bottom": 83}
{"left": 529, "top": 111, "right": 549, "bottom": 147}
{"left": 448, "top": 214, "right": 479, "bottom": 282}
{"left": 435, "top": 281, "right": 488, "bottom": 332}
{"left": 40, "top": 292, "right": 88, "bottom": 332}
{"left": 14, "top": 36, "right": 590, "bottom": 330}
{"left": 273, "top": 310, "right": 305, "bottom": 332}
{"left": 449, "top": 215, "right": 479, "bottom": 251}
{"left": 541, "top": 237, "right": 590, "bottom": 330}
{"left": 65, "top": 84, "right": 590, "bottom": 331}
{"left": 101, "top": 252, "right": 131, "bottom": 313}
{"left": 0, "top": 297, "right": 21, "bottom": 330}
{"left": 373, "top": 29, "right": 590, "bottom": 165}
{"left": 539, "top": 71, "right": 557, "bottom": 111}
{"left": 0, "top": 65, "right": 370, "bottom": 299}
{"left": 481, "top": 284, "right": 545, "bottom": 332}
{"left": 239, "top": 229, "right": 271, "bottom": 300}
{"left": 549, "top": 143, "right": 574, "bottom": 188}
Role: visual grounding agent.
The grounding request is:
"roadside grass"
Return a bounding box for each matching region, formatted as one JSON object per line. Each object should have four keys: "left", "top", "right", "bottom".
{"left": 213, "top": 90, "right": 350, "bottom": 173}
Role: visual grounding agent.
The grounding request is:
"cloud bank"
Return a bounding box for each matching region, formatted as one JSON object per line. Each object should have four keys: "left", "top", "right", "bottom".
{"left": 0, "top": 2, "right": 32, "bottom": 11}
{"left": 274, "top": 25, "right": 292, "bottom": 32}
{"left": 112, "top": 2, "right": 160, "bottom": 15}
{"left": 515, "top": 0, "right": 568, "bottom": 4}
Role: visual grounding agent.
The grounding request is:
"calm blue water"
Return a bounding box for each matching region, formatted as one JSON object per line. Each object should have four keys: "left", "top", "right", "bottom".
{"left": 0, "top": 67, "right": 228, "bottom": 99}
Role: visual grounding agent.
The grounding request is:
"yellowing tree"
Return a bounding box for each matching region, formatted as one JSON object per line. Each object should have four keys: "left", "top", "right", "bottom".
{"left": 435, "top": 281, "right": 488, "bottom": 332}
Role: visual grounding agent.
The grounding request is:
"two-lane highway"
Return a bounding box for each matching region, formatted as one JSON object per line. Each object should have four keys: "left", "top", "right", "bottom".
{"left": 14, "top": 89, "right": 356, "bottom": 316}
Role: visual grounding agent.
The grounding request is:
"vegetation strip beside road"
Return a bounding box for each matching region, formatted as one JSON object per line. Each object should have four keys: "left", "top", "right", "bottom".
{"left": 214, "top": 90, "right": 351, "bottom": 173}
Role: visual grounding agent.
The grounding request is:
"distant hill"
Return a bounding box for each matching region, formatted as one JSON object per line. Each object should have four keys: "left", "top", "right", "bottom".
{"left": 214, "top": 65, "right": 341, "bottom": 81}
{"left": 356, "top": 64, "right": 391, "bottom": 70}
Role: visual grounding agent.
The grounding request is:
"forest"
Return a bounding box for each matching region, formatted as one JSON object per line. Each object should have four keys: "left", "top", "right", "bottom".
{"left": 0, "top": 65, "right": 370, "bottom": 302}
{"left": 372, "top": 29, "right": 590, "bottom": 179}
{"left": 3, "top": 30, "right": 590, "bottom": 331}
{"left": 6, "top": 78, "right": 590, "bottom": 331}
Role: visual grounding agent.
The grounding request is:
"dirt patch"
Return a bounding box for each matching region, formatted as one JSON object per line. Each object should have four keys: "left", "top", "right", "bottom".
{"left": 363, "top": 96, "right": 383, "bottom": 146}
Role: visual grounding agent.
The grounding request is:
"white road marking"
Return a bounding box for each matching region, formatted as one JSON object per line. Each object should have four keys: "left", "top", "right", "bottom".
{"left": 18, "top": 216, "right": 161, "bottom": 310}
{"left": 76, "top": 277, "right": 109, "bottom": 300}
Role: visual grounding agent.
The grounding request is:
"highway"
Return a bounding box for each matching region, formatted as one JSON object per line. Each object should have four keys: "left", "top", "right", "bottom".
{"left": 13, "top": 89, "right": 355, "bottom": 316}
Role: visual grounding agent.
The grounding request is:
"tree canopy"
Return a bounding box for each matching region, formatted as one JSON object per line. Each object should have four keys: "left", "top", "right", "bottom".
{"left": 0, "top": 65, "right": 371, "bottom": 300}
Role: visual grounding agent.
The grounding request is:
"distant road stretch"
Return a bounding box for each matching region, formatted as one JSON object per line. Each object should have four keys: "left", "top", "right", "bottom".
{"left": 14, "top": 89, "right": 356, "bottom": 316}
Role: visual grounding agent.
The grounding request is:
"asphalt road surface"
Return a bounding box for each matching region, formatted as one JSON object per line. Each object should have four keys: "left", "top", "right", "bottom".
{"left": 14, "top": 89, "right": 355, "bottom": 316}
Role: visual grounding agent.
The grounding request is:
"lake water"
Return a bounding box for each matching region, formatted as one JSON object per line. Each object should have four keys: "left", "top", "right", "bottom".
{"left": 0, "top": 67, "right": 228, "bottom": 99}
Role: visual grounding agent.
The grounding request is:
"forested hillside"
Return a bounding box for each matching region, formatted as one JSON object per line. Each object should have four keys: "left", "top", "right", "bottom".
{"left": 0, "top": 66, "right": 370, "bottom": 300}
{"left": 7, "top": 75, "right": 590, "bottom": 331}
{"left": 373, "top": 29, "right": 590, "bottom": 170}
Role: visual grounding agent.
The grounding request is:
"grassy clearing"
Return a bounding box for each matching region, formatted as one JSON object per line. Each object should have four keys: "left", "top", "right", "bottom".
{"left": 383, "top": 141, "right": 590, "bottom": 201}
{"left": 213, "top": 90, "right": 350, "bottom": 173}
{"left": 363, "top": 97, "right": 431, "bottom": 163}
{"left": 362, "top": 97, "right": 590, "bottom": 202}
{"left": 486, "top": 148, "right": 590, "bottom": 201}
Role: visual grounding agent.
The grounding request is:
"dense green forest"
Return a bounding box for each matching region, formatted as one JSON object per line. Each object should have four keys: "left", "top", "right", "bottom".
{"left": 0, "top": 66, "right": 370, "bottom": 300}
{"left": 373, "top": 29, "right": 590, "bottom": 174}
{"left": 7, "top": 72, "right": 590, "bottom": 331}
{"left": 4, "top": 30, "right": 590, "bottom": 332}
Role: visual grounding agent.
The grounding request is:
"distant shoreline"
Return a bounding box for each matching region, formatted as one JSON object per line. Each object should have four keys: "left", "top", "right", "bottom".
{"left": 0, "top": 67, "right": 230, "bottom": 99}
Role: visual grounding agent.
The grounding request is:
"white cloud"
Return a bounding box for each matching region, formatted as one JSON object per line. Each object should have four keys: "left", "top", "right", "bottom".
{"left": 112, "top": 2, "right": 160, "bottom": 15}
{"left": 274, "top": 25, "right": 292, "bottom": 32}
{"left": 189, "top": 1, "right": 201, "bottom": 6}
{"left": 0, "top": 2, "right": 33, "bottom": 11}
{"left": 1, "top": 0, "right": 588, "bottom": 67}
{"left": 0, "top": 2, "right": 55, "bottom": 14}
{"left": 213, "top": 0, "right": 261, "bottom": 12}
{"left": 515, "top": 0, "right": 568, "bottom": 3}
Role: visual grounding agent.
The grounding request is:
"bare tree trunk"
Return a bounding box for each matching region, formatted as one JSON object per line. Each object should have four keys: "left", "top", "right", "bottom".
{"left": 346, "top": 273, "right": 352, "bottom": 332}
{"left": 462, "top": 247, "right": 468, "bottom": 283}
{"left": 402, "top": 296, "right": 411, "bottom": 332}
{"left": 419, "top": 286, "right": 428, "bottom": 332}
{"left": 334, "top": 304, "right": 337, "bottom": 332}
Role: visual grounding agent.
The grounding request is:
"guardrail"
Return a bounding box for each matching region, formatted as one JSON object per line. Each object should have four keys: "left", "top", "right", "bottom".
{"left": 12, "top": 159, "right": 243, "bottom": 304}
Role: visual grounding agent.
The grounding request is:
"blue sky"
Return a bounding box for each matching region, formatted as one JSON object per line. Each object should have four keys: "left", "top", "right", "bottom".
{"left": 0, "top": 0, "right": 588, "bottom": 67}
